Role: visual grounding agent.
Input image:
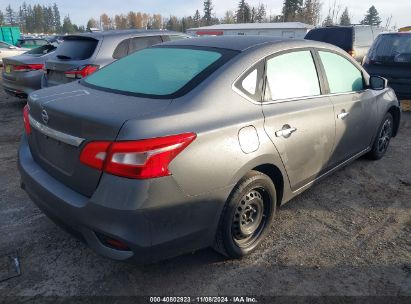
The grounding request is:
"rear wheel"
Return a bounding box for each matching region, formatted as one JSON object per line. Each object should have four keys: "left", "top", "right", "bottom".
{"left": 214, "top": 171, "right": 276, "bottom": 258}
{"left": 366, "top": 113, "right": 394, "bottom": 160}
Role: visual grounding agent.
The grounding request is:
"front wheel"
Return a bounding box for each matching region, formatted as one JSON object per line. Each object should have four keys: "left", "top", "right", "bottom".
{"left": 214, "top": 171, "right": 277, "bottom": 259}
{"left": 366, "top": 112, "right": 394, "bottom": 160}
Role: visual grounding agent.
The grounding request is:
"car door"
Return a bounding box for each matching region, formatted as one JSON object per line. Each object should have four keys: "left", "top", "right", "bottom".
{"left": 262, "top": 49, "right": 336, "bottom": 191}
{"left": 316, "top": 50, "right": 376, "bottom": 166}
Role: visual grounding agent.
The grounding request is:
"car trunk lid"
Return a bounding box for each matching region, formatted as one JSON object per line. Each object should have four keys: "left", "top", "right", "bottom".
{"left": 27, "top": 82, "right": 172, "bottom": 197}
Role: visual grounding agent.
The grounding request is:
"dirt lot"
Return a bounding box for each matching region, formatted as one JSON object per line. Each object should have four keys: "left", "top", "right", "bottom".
{"left": 0, "top": 81, "right": 410, "bottom": 298}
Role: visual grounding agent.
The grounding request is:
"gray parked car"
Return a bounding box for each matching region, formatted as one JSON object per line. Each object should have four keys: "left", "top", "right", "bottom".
{"left": 19, "top": 36, "right": 401, "bottom": 263}
{"left": 2, "top": 44, "right": 58, "bottom": 98}
{"left": 42, "top": 30, "right": 190, "bottom": 88}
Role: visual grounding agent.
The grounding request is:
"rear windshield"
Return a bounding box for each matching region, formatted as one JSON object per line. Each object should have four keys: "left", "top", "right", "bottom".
{"left": 368, "top": 34, "right": 411, "bottom": 64}
{"left": 305, "top": 28, "right": 352, "bottom": 50}
{"left": 54, "top": 37, "right": 98, "bottom": 60}
{"left": 84, "top": 47, "right": 235, "bottom": 98}
{"left": 26, "top": 44, "right": 57, "bottom": 55}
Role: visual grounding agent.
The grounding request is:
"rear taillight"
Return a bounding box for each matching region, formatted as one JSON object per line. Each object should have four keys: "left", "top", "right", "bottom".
{"left": 80, "top": 133, "right": 196, "bottom": 179}
{"left": 23, "top": 104, "right": 31, "bottom": 135}
{"left": 13, "top": 64, "right": 44, "bottom": 72}
{"left": 64, "top": 65, "right": 99, "bottom": 79}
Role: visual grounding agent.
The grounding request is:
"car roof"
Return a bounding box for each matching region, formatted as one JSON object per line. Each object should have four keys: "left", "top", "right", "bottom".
{"left": 379, "top": 31, "right": 411, "bottom": 36}
{"left": 160, "top": 35, "right": 331, "bottom": 52}
{"left": 64, "top": 29, "right": 184, "bottom": 40}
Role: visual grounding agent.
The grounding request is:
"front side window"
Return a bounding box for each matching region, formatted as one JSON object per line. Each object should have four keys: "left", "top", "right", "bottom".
{"left": 84, "top": 47, "right": 233, "bottom": 98}
{"left": 319, "top": 51, "right": 364, "bottom": 94}
{"left": 265, "top": 50, "right": 321, "bottom": 101}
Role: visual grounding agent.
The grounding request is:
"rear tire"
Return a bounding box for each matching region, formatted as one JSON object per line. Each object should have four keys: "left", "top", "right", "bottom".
{"left": 366, "top": 113, "right": 394, "bottom": 160}
{"left": 214, "top": 171, "right": 277, "bottom": 259}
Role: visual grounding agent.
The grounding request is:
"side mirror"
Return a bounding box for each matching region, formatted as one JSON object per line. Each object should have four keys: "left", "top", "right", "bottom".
{"left": 369, "top": 75, "right": 387, "bottom": 90}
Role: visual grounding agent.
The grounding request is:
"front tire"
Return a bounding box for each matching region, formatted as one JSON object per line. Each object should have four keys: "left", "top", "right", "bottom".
{"left": 366, "top": 112, "right": 394, "bottom": 160}
{"left": 214, "top": 171, "right": 277, "bottom": 259}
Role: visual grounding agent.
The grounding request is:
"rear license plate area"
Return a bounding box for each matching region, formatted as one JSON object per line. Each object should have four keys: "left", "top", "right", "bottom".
{"left": 35, "top": 131, "right": 77, "bottom": 175}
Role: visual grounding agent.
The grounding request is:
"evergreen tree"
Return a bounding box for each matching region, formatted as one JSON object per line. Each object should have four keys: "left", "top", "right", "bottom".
{"left": 236, "top": 0, "right": 251, "bottom": 23}
{"left": 203, "top": 0, "right": 213, "bottom": 26}
{"left": 339, "top": 7, "right": 351, "bottom": 25}
{"left": 18, "top": 6, "right": 25, "bottom": 32}
{"left": 282, "top": 0, "right": 303, "bottom": 22}
{"left": 361, "top": 5, "right": 381, "bottom": 26}
{"left": 193, "top": 10, "right": 201, "bottom": 27}
{"left": 43, "top": 5, "right": 55, "bottom": 33}
{"left": 322, "top": 15, "right": 333, "bottom": 26}
{"left": 0, "top": 10, "right": 4, "bottom": 26}
{"left": 52, "top": 3, "right": 61, "bottom": 33}
{"left": 62, "top": 15, "right": 75, "bottom": 33}
{"left": 5, "top": 5, "right": 17, "bottom": 25}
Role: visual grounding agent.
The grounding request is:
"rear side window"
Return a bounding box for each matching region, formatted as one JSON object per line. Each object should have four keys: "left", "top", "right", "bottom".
{"left": 265, "top": 51, "right": 320, "bottom": 101}
{"left": 368, "top": 34, "right": 411, "bottom": 64}
{"left": 128, "top": 36, "right": 162, "bottom": 54}
{"left": 112, "top": 39, "right": 130, "bottom": 59}
{"left": 354, "top": 27, "right": 373, "bottom": 47}
{"left": 20, "top": 40, "right": 36, "bottom": 47}
{"left": 234, "top": 60, "right": 264, "bottom": 101}
{"left": 305, "top": 28, "right": 353, "bottom": 51}
{"left": 319, "top": 51, "right": 364, "bottom": 93}
{"left": 55, "top": 37, "right": 98, "bottom": 60}
{"left": 26, "top": 44, "right": 56, "bottom": 55}
{"left": 84, "top": 47, "right": 231, "bottom": 97}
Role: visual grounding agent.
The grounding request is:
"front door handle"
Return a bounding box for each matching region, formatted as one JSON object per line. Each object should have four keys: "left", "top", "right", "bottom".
{"left": 275, "top": 125, "right": 297, "bottom": 138}
{"left": 337, "top": 111, "right": 350, "bottom": 120}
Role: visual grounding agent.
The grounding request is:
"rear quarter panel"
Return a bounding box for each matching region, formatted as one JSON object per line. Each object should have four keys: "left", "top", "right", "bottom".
{"left": 115, "top": 44, "right": 293, "bottom": 200}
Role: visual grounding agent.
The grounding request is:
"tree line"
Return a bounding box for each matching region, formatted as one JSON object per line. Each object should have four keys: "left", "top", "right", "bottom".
{"left": 0, "top": 0, "right": 385, "bottom": 34}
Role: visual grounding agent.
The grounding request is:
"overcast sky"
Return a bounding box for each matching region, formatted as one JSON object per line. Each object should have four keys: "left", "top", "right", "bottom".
{"left": 1, "top": 0, "right": 409, "bottom": 29}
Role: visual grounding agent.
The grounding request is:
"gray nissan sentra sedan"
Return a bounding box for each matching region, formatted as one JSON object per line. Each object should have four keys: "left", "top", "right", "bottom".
{"left": 18, "top": 36, "right": 401, "bottom": 263}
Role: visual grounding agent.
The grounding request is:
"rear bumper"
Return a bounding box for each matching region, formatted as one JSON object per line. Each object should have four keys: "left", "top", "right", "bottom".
{"left": 2, "top": 71, "right": 42, "bottom": 98}
{"left": 18, "top": 135, "right": 226, "bottom": 263}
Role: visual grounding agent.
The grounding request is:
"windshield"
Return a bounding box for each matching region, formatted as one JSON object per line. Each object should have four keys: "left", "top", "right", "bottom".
{"left": 84, "top": 47, "right": 234, "bottom": 98}
{"left": 368, "top": 34, "right": 411, "bottom": 64}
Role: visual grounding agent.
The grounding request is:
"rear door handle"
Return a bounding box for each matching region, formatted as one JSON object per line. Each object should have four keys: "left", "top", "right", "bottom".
{"left": 337, "top": 112, "right": 350, "bottom": 120}
{"left": 275, "top": 125, "right": 297, "bottom": 138}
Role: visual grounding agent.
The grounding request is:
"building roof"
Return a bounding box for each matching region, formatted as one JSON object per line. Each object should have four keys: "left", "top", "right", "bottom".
{"left": 64, "top": 29, "right": 181, "bottom": 39}
{"left": 160, "top": 35, "right": 311, "bottom": 52}
{"left": 187, "top": 22, "right": 314, "bottom": 31}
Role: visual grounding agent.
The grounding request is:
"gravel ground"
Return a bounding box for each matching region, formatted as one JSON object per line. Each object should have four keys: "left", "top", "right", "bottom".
{"left": 0, "top": 81, "right": 410, "bottom": 299}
